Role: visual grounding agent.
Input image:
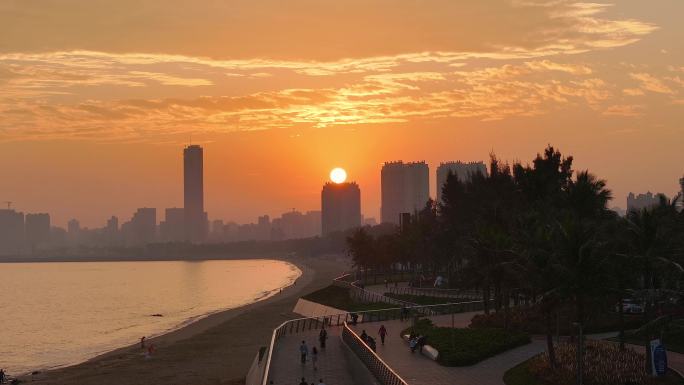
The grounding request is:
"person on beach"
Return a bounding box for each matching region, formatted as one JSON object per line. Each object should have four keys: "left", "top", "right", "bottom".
{"left": 311, "top": 346, "right": 318, "bottom": 370}
{"left": 140, "top": 336, "right": 146, "bottom": 350}
{"left": 378, "top": 325, "right": 388, "bottom": 345}
{"left": 299, "top": 341, "right": 308, "bottom": 364}
{"left": 319, "top": 328, "right": 327, "bottom": 349}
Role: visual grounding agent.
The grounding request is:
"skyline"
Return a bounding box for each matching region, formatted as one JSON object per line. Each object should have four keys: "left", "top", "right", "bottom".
{"left": 0, "top": 0, "right": 682, "bottom": 227}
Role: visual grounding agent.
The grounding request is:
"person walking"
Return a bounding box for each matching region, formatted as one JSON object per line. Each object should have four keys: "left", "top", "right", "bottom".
{"left": 311, "top": 347, "right": 318, "bottom": 370}
{"left": 378, "top": 325, "right": 388, "bottom": 345}
{"left": 299, "top": 341, "right": 309, "bottom": 364}
{"left": 319, "top": 328, "right": 328, "bottom": 349}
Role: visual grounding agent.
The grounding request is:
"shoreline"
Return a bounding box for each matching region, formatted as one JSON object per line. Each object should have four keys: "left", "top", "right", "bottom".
{"left": 18, "top": 258, "right": 302, "bottom": 376}
{"left": 19, "top": 253, "right": 348, "bottom": 385}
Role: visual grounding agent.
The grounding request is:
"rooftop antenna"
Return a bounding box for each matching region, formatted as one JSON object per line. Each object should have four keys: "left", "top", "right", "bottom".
{"left": 4, "top": 201, "right": 12, "bottom": 210}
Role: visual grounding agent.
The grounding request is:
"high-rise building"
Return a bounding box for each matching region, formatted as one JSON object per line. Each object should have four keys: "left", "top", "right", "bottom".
{"left": 0, "top": 209, "right": 24, "bottom": 255}
{"left": 105, "top": 216, "right": 119, "bottom": 245}
{"left": 436, "top": 161, "right": 487, "bottom": 204}
{"left": 67, "top": 219, "right": 81, "bottom": 245}
{"left": 679, "top": 176, "right": 684, "bottom": 209}
{"left": 381, "top": 161, "right": 429, "bottom": 224}
{"left": 627, "top": 192, "right": 667, "bottom": 213}
{"left": 184, "top": 145, "right": 207, "bottom": 242}
{"left": 321, "top": 182, "right": 361, "bottom": 236}
{"left": 160, "top": 208, "right": 185, "bottom": 242}
{"left": 25, "top": 213, "right": 50, "bottom": 250}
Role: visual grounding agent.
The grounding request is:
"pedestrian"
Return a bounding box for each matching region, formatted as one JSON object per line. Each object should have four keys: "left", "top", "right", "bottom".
{"left": 418, "top": 335, "right": 427, "bottom": 353}
{"left": 140, "top": 336, "right": 146, "bottom": 350}
{"left": 0, "top": 368, "right": 5, "bottom": 384}
{"left": 319, "top": 328, "right": 328, "bottom": 349}
{"left": 299, "top": 341, "right": 308, "bottom": 364}
{"left": 318, "top": 379, "right": 327, "bottom": 385}
{"left": 367, "top": 336, "right": 377, "bottom": 352}
{"left": 409, "top": 337, "right": 418, "bottom": 353}
{"left": 298, "top": 377, "right": 307, "bottom": 385}
{"left": 311, "top": 347, "right": 318, "bottom": 370}
{"left": 360, "top": 330, "right": 368, "bottom": 342}
{"left": 378, "top": 325, "right": 388, "bottom": 345}
{"left": 400, "top": 306, "right": 407, "bottom": 321}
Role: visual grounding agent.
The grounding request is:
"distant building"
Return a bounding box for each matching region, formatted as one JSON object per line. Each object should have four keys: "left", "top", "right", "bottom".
{"left": 679, "top": 176, "right": 684, "bottom": 210}
{"left": 627, "top": 192, "right": 667, "bottom": 213}
{"left": 25, "top": 213, "right": 50, "bottom": 251}
{"left": 0, "top": 209, "right": 24, "bottom": 255}
{"left": 122, "top": 208, "right": 156, "bottom": 245}
{"left": 381, "top": 161, "right": 429, "bottom": 224}
{"left": 362, "top": 217, "right": 378, "bottom": 227}
{"left": 105, "top": 216, "right": 119, "bottom": 245}
{"left": 273, "top": 210, "right": 322, "bottom": 239}
{"left": 436, "top": 161, "right": 487, "bottom": 204}
{"left": 322, "top": 182, "right": 361, "bottom": 236}
{"left": 67, "top": 219, "right": 81, "bottom": 245}
{"left": 184, "top": 145, "right": 207, "bottom": 242}
{"left": 160, "top": 208, "right": 185, "bottom": 242}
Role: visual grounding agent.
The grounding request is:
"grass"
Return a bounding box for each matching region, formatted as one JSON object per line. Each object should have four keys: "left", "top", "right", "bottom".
{"left": 302, "top": 285, "right": 396, "bottom": 312}
{"left": 503, "top": 356, "right": 684, "bottom": 385}
{"left": 403, "top": 318, "right": 531, "bottom": 366}
{"left": 384, "top": 292, "right": 469, "bottom": 305}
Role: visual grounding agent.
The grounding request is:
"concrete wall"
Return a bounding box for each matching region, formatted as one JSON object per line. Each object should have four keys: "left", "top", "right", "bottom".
{"left": 293, "top": 298, "right": 346, "bottom": 318}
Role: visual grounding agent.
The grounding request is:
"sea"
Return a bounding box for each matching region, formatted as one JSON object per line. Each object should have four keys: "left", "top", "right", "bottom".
{"left": 0, "top": 259, "right": 301, "bottom": 375}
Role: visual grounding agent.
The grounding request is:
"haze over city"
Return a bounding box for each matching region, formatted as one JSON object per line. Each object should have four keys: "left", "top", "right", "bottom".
{"left": 1, "top": 2, "right": 684, "bottom": 385}
{"left": 1, "top": 0, "right": 683, "bottom": 228}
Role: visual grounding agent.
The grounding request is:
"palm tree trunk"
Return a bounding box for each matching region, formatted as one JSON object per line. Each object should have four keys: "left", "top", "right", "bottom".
{"left": 545, "top": 311, "right": 557, "bottom": 369}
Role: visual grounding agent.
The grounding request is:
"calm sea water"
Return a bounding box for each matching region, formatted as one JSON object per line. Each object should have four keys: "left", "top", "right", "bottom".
{"left": 0, "top": 259, "right": 301, "bottom": 375}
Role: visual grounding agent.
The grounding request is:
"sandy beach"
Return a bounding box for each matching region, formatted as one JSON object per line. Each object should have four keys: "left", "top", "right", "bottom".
{"left": 19, "top": 254, "right": 347, "bottom": 385}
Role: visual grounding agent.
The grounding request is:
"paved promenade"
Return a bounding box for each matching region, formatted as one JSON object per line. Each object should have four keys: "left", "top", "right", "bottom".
{"left": 267, "top": 325, "right": 379, "bottom": 385}
{"left": 349, "top": 313, "right": 546, "bottom": 385}
{"left": 268, "top": 310, "right": 546, "bottom": 385}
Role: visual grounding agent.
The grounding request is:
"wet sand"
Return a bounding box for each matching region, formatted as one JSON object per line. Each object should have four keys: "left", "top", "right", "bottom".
{"left": 20, "top": 254, "right": 348, "bottom": 385}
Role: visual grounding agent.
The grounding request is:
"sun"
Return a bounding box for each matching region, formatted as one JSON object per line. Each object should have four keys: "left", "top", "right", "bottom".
{"left": 330, "top": 167, "right": 347, "bottom": 184}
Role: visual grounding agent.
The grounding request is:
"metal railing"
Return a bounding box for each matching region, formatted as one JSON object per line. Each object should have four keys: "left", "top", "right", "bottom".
{"left": 257, "top": 301, "right": 484, "bottom": 385}
{"left": 341, "top": 322, "right": 409, "bottom": 385}
{"left": 387, "top": 286, "right": 482, "bottom": 300}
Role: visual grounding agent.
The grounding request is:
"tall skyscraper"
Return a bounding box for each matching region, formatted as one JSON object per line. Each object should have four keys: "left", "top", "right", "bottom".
{"left": 679, "top": 176, "right": 684, "bottom": 209}
{"left": 25, "top": 213, "right": 50, "bottom": 250}
{"left": 184, "top": 145, "right": 207, "bottom": 242}
{"left": 381, "top": 161, "right": 429, "bottom": 224}
{"left": 0, "top": 209, "right": 24, "bottom": 255}
{"left": 321, "top": 182, "right": 361, "bottom": 236}
{"left": 436, "top": 161, "right": 487, "bottom": 204}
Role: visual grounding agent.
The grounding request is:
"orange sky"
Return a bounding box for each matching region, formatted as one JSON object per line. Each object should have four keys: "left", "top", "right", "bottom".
{"left": 0, "top": 0, "right": 682, "bottom": 227}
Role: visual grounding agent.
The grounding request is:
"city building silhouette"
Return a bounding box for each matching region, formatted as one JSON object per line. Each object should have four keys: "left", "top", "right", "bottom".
{"left": 436, "top": 161, "right": 487, "bottom": 204}
{"left": 321, "top": 182, "right": 361, "bottom": 236}
{"left": 381, "top": 161, "right": 429, "bottom": 224}
{"left": 184, "top": 145, "right": 207, "bottom": 242}
{"left": 25, "top": 213, "right": 50, "bottom": 251}
{"left": 0, "top": 208, "right": 24, "bottom": 255}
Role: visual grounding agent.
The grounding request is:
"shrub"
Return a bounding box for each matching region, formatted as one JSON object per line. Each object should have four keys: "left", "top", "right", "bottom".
{"left": 403, "top": 319, "right": 530, "bottom": 366}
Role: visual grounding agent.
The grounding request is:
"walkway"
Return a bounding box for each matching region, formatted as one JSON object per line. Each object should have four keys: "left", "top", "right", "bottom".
{"left": 267, "top": 325, "right": 379, "bottom": 385}
{"left": 349, "top": 313, "right": 546, "bottom": 385}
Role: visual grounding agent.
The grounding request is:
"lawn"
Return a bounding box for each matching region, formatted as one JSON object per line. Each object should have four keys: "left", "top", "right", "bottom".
{"left": 403, "top": 318, "right": 530, "bottom": 366}
{"left": 302, "top": 285, "right": 396, "bottom": 312}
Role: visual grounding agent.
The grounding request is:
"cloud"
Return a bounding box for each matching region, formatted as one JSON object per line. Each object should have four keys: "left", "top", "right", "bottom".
{"left": 0, "top": 1, "right": 657, "bottom": 61}
{"left": 630, "top": 73, "right": 676, "bottom": 94}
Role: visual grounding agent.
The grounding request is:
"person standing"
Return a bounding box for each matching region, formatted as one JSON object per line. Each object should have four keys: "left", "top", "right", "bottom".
{"left": 319, "top": 328, "right": 328, "bottom": 349}
{"left": 311, "top": 347, "right": 318, "bottom": 370}
{"left": 299, "top": 341, "right": 308, "bottom": 364}
{"left": 378, "top": 325, "right": 388, "bottom": 345}
{"left": 0, "top": 368, "right": 5, "bottom": 384}
{"left": 140, "top": 336, "right": 146, "bottom": 350}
